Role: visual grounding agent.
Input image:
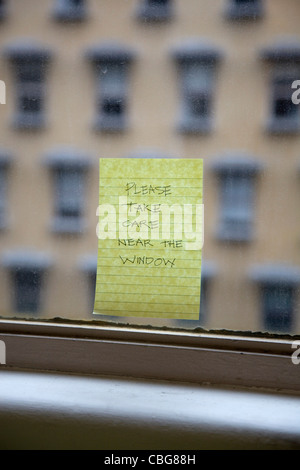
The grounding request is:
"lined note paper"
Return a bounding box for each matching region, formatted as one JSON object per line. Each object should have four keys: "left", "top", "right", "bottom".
{"left": 94, "top": 158, "right": 203, "bottom": 320}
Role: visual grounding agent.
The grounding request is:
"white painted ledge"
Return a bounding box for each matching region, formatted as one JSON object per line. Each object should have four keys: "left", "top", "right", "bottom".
{"left": 0, "top": 370, "right": 300, "bottom": 449}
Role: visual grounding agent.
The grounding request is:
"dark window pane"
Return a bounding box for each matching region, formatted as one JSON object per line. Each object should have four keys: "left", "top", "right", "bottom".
{"left": 14, "top": 269, "right": 41, "bottom": 313}
{"left": 60, "top": 206, "right": 80, "bottom": 218}
{"left": 90, "top": 272, "right": 96, "bottom": 309}
{"left": 18, "top": 64, "right": 43, "bottom": 83}
{"left": 149, "top": 0, "right": 168, "bottom": 5}
{"left": 234, "top": 0, "right": 256, "bottom": 4}
{"left": 188, "top": 94, "right": 209, "bottom": 117}
{"left": 102, "top": 98, "right": 124, "bottom": 117}
{"left": 21, "top": 95, "right": 42, "bottom": 113}
{"left": 274, "top": 98, "right": 297, "bottom": 118}
{"left": 56, "top": 169, "right": 82, "bottom": 219}
{"left": 263, "top": 286, "right": 293, "bottom": 332}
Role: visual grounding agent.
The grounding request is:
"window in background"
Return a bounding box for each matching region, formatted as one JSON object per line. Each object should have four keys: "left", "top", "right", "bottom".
{"left": 136, "top": 0, "right": 172, "bottom": 23}
{"left": 268, "top": 69, "right": 300, "bottom": 134}
{"left": 225, "top": 0, "right": 264, "bottom": 21}
{"left": 1, "top": 251, "right": 52, "bottom": 314}
{"left": 53, "top": 0, "right": 87, "bottom": 22}
{"left": 212, "top": 156, "right": 262, "bottom": 243}
{"left": 44, "top": 148, "right": 92, "bottom": 235}
{"left": 250, "top": 265, "right": 300, "bottom": 334}
{"left": 87, "top": 43, "right": 135, "bottom": 132}
{"left": 5, "top": 41, "right": 52, "bottom": 130}
{"left": 172, "top": 40, "right": 222, "bottom": 134}
{"left": 0, "top": 0, "right": 7, "bottom": 21}
{"left": 0, "top": 150, "right": 12, "bottom": 231}
{"left": 261, "top": 37, "right": 300, "bottom": 135}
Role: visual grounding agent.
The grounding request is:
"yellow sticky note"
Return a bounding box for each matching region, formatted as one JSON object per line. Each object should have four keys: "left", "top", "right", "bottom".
{"left": 94, "top": 158, "right": 203, "bottom": 320}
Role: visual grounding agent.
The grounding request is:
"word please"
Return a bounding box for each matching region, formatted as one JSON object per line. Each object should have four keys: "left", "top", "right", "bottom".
{"left": 125, "top": 182, "right": 172, "bottom": 196}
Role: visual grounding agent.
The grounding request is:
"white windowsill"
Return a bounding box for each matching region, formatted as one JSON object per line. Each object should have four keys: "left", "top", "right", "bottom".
{"left": 0, "top": 369, "right": 300, "bottom": 450}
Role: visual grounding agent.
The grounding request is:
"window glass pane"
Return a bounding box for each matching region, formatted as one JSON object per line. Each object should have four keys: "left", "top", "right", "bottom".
{"left": 222, "top": 176, "right": 252, "bottom": 215}
{"left": 183, "top": 64, "right": 213, "bottom": 93}
{"left": 0, "top": 170, "right": 6, "bottom": 219}
{"left": 14, "top": 270, "right": 41, "bottom": 313}
{"left": 20, "top": 95, "right": 42, "bottom": 113}
{"left": 17, "top": 64, "right": 43, "bottom": 83}
{"left": 235, "top": 0, "right": 256, "bottom": 4}
{"left": 56, "top": 170, "right": 82, "bottom": 216}
{"left": 99, "top": 64, "right": 126, "bottom": 96}
{"left": 186, "top": 94, "right": 209, "bottom": 118}
{"left": 0, "top": 0, "right": 299, "bottom": 336}
{"left": 149, "top": 0, "right": 168, "bottom": 5}
{"left": 263, "top": 286, "right": 293, "bottom": 333}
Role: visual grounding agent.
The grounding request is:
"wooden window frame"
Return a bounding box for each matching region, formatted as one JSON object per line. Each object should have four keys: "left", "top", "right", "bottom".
{"left": 0, "top": 319, "right": 300, "bottom": 392}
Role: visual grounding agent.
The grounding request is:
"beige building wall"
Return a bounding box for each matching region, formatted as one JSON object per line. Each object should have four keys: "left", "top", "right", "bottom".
{"left": 0, "top": 0, "right": 299, "bottom": 333}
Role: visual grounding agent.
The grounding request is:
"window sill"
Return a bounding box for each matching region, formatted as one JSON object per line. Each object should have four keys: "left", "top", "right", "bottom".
{"left": 0, "top": 369, "right": 300, "bottom": 450}
{"left": 266, "top": 119, "right": 300, "bottom": 136}
{"left": 51, "top": 217, "right": 86, "bottom": 235}
{"left": 13, "top": 115, "right": 46, "bottom": 131}
{"left": 0, "top": 319, "right": 300, "bottom": 392}
{"left": 93, "top": 117, "right": 127, "bottom": 133}
{"left": 136, "top": 6, "right": 172, "bottom": 23}
{"left": 225, "top": 5, "right": 264, "bottom": 21}
{"left": 177, "top": 120, "right": 212, "bottom": 135}
{"left": 53, "top": 8, "right": 87, "bottom": 23}
{"left": 217, "top": 227, "right": 253, "bottom": 243}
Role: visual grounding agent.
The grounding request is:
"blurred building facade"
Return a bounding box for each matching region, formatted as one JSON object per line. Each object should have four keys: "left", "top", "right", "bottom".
{"left": 0, "top": 0, "right": 300, "bottom": 334}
